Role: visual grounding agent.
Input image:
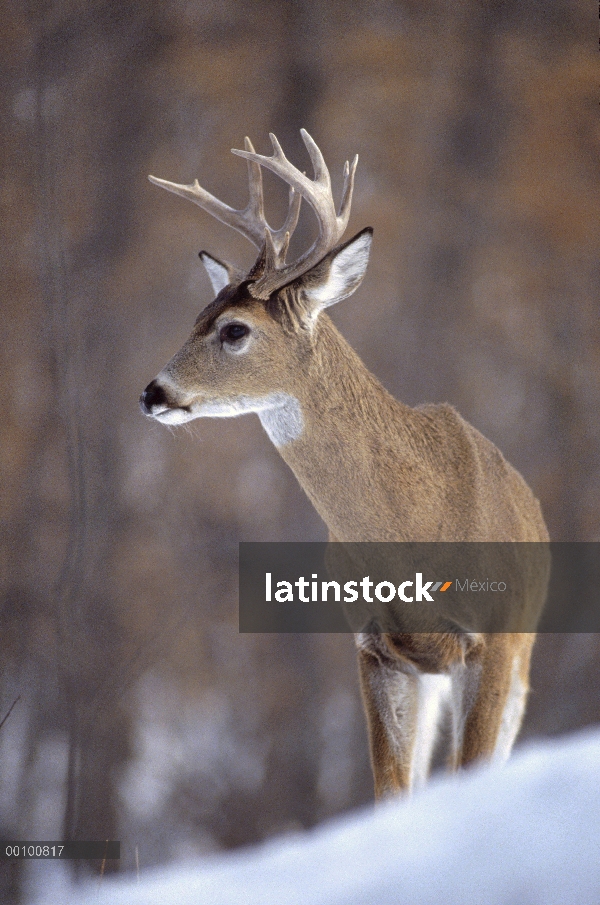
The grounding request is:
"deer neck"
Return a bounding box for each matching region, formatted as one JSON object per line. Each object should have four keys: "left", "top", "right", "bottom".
{"left": 258, "top": 314, "right": 425, "bottom": 541}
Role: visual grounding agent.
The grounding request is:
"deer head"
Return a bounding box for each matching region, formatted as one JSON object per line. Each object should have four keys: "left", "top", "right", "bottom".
{"left": 140, "top": 130, "right": 372, "bottom": 441}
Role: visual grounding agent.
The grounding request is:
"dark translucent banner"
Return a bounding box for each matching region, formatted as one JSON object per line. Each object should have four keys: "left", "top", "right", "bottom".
{"left": 239, "top": 543, "right": 600, "bottom": 633}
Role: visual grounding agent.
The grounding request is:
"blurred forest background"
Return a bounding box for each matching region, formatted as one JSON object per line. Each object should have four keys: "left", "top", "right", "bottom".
{"left": 1, "top": 0, "right": 598, "bottom": 899}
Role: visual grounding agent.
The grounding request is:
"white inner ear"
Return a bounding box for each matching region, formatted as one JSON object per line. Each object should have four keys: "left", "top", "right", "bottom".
{"left": 200, "top": 253, "right": 231, "bottom": 295}
{"left": 308, "top": 231, "right": 372, "bottom": 310}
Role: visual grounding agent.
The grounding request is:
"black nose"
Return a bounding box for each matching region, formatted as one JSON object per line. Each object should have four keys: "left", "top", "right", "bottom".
{"left": 140, "top": 380, "right": 168, "bottom": 414}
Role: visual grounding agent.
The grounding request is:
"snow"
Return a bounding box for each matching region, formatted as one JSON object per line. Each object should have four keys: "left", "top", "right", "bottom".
{"left": 30, "top": 728, "right": 600, "bottom": 905}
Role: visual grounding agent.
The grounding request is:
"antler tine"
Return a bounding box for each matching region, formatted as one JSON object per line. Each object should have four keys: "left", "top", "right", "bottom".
{"left": 148, "top": 172, "right": 266, "bottom": 249}
{"left": 245, "top": 136, "right": 301, "bottom": 261}
{"left": 243, "top": 137, "right": 266, "bottom": 225}
{"left": 270, "top": 186, "right": 302, "bottom": 257}
{"left": 337, "top": 154, "right": 358, "bottom": 229}
{"left": 299, "top": 128, "right": 331, "bottom": 189}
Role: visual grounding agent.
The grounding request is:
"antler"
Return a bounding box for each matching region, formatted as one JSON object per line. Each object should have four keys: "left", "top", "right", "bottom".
{"left": 149, "top": 130, "right": 357, "bottom": 300}
{"left": 148, "top": 137, "right": 301, "bottom": 261}
{"left": 232, "top": 129, "right": 358, "bottom": 299}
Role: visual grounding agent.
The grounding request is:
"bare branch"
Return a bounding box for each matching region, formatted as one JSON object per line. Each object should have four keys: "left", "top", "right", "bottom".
{"left": 0, "top": 695, "right": 20, "bottom": 732}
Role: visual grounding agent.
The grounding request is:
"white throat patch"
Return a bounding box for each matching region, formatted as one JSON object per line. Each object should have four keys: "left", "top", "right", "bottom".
{"left": 258, "top": 394, "right": 304, "bottom": 447}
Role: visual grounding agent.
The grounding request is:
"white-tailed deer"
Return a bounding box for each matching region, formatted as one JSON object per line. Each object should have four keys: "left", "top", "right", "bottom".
{"left": 141, "top": 131, "right": 549, "bottom": 798}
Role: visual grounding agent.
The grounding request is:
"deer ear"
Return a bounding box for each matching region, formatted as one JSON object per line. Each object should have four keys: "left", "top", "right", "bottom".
{"left": 199, "top": 251, "right": 240, "bottom": 295}
{"left": 297, "top": 227, "right": 373, "bottom": 314}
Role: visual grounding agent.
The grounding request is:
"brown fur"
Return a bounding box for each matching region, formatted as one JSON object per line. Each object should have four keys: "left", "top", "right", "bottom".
{"left": 144, "top": 238, "right": 549, "bottom": 800}
{"left": 274, "top": 313, "right": 548, "bottom": 796}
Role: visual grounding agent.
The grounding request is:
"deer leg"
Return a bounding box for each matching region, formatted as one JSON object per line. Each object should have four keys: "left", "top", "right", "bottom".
{"left": 357, "top": 649, "right": 420, "bottom": 798}
{"left": 457, "top": 634, "right": 533, "bottom": 767}
{"left": 410, "top": 672, "right": 452, "bottom": 788}
{"left": 489, "top": 638, "right": 533, "bottom": 763}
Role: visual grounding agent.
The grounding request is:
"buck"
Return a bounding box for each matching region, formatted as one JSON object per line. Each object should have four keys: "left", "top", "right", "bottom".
{"left": 140, "top": 131, "right": 549, "bottom": 798}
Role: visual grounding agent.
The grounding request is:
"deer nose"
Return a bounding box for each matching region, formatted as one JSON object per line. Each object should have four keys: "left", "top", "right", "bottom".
{"left": 140, "top": 380, "right": 168, "bottom": 414}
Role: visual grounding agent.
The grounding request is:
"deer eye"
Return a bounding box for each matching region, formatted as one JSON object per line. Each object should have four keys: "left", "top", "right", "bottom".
{"left": 220, "top": 323, "right": 249, "bottom": 343}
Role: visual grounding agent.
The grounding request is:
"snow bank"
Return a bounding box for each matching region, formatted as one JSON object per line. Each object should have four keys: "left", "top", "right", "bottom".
{"left": 31, "top": 728, "right": 600, "bottom": 905}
